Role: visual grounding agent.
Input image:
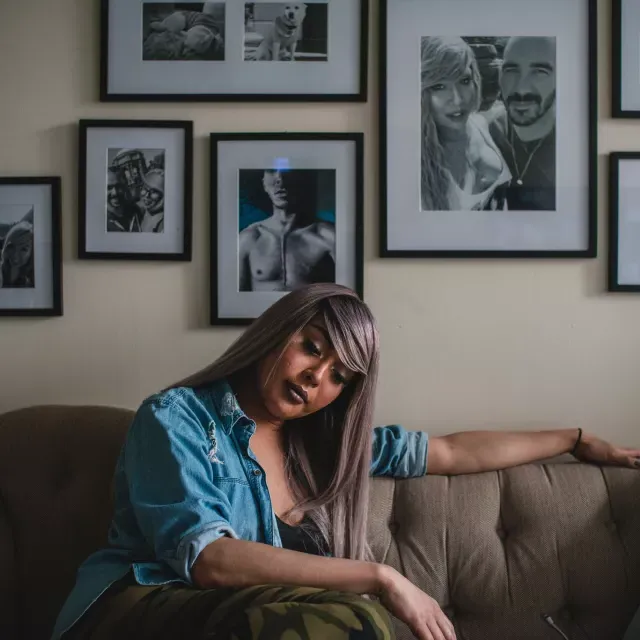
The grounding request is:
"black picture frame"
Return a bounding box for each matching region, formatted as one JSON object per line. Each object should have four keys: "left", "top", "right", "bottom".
{"left": 379, "top": 0, "right": 598, "bottom": 259}
{"left": 608, "top": 152, "right": 640, "bottom": 292}
{"left": 78, "top": 119, "right": 193, "bottom": 261}
{"left": 612, "top": 0, "right": 640, "bottom": 118}
{"left": 100, "top": 0, "right": 369, "bottom": 103}
{"left": 0, "top": 177, "right": 63, "bottom": 317}
{"left": 210, "top": 132, "right": 364, "bottom": 326}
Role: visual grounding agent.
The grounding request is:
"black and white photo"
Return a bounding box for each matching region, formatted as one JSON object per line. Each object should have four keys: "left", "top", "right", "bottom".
{"left": 0, "top": 177, "right": 62, "bottom": 317}
{"left": 380, "top": 0, "right": 596, "bottom": 258}
{"left": 238, "top": 169, "right": 336, "bottom": 291}
{"left": 420, "top": 36, "right": 556, "bottom": 213}
{"left": 142, "top": 2, "right": 225, "bottom": 61}
{"left": 612, "top": 0, "right": 640, "bottom": 117}
{"left": 101, "top": 0, "right": 367, "bottom": 101}
{"left": 211, "top": 133, "right": 363, "bottom": 325}
{"left": 79, "top": 120, "right": 193, "bottom": 261}
{"left": 107, "top": 148, "right": 166, "bottom": 233}
{"left": 608, "top": 153, "right": 640, "bottom": 292}
{"left": 0, "top": 205, "right": 35, "bottom": 289}
{"left": 244, "top": 3, "right": 328, "bottom": 62}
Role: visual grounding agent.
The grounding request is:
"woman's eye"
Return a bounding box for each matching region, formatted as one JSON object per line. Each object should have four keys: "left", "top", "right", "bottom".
{"left": 304, "top": 339, "right": 321, "bottom": 356}
{"left": 430, "top": 83, "right": 445, "bottom": 92}
{"left": 460, "top": 76, "right": 471, "bottom": 85}
{"left": 332, "top": 371, "right": 347, "bottom": 385}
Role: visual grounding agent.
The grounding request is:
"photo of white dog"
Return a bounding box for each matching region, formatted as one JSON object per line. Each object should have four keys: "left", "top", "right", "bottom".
{"left": 244, "top": 3, "right": 328, "bottom": 62}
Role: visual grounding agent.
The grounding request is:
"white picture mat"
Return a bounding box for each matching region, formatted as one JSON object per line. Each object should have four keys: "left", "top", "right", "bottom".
{"left": 385, "top": 0, "right": 590, "bottom": 252}
{"left": 107, "top": 0, "right": 361, "bottom": 95}
{"left": 0, "top": 184, "right": 54, "bottom": 310}
{"left": 616, "top": 160, "right": 640, "bottom": 285}
{"left": 620, "top": 0, "right": 640, "bottom": 111}
{"left": 85, "top": 127, "right": 185, "bottom": 253}
{"left": 217, "top": 139, "right": 357, "bottom": 319}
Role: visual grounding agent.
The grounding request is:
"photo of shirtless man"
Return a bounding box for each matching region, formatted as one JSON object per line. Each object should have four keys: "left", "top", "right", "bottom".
{"left": 238, "top": 169, "right": 336, "bottom": 292}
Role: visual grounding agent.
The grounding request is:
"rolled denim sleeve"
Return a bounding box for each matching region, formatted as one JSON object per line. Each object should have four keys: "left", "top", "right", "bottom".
{"left": 370, "top": 424, "right": 429, "bottom": 478}
{"left": 124, "top": 397, "right": 239, "bottom": 583}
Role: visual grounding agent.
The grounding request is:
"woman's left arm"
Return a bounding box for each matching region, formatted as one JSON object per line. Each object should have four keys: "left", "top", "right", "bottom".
{"left": 427, "top": 428, "right": 640, "bottom": 475}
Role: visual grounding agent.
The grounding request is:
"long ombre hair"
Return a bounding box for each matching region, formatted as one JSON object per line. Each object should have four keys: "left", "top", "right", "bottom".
{"left": 166, "top": 283, "right": 380, "bottom": 563}
{"left": 421, "top": 36, "right": 482, "bottom": 211}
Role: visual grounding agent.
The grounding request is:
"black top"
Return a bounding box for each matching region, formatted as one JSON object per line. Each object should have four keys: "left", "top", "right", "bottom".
{"left": 489, "top": 116, "right": 556, "bottom": 211}
{"left": 276, "top": 515, "right": 327, "bottom": 556}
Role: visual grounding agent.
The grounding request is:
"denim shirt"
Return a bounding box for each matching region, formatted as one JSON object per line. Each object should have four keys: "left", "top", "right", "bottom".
{"left": 51, "top": 379, "right": 429, "bottom": 640}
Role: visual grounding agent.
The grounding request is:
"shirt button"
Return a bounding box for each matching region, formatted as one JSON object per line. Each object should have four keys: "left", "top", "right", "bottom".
{"left": 253, "top": 469, "right": 262, "bottom": 476}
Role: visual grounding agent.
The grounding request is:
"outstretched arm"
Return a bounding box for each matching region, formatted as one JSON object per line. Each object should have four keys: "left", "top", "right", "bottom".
{"left": 426, "top": 429, "right": 640, "bottom": 475}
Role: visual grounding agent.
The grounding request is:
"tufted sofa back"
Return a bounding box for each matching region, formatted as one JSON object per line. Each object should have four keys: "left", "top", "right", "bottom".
{"left": 368, "top": 459, "right": 640, "bottom": 640}
{"left": 1, "top": 405, "right": 639, "bottom": 640}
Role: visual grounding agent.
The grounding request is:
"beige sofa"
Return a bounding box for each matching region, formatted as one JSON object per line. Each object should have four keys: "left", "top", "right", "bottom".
{"left": 1, "top": 405, "right": 639, "bottom": 640}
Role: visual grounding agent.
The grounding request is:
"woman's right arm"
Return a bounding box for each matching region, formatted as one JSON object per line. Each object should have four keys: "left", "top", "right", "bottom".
{"left": 192, "top": 536, "right": 389, "bottom": 594}
{"left": 194, "top": 540, "right": 455, "bottom": 640}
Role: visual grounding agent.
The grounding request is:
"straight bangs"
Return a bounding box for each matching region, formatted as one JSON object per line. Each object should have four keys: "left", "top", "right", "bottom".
{"left": 321, "top": 297, "right": 377, "bottom": 379}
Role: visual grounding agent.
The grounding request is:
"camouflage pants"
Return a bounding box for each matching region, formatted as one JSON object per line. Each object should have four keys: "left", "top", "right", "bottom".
{"left": 62, "top": 573, "right": 396, "bottom": 640}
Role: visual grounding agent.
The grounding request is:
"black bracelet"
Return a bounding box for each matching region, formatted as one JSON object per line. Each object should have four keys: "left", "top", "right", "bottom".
{"left": 570, "top": 428, "right": 583, "bottom": 457}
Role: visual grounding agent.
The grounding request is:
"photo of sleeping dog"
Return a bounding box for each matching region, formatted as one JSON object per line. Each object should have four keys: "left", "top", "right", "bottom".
{"left": 244, "top": 3, "right": 328, "bottom": 62}
{"left": 143, "top": 2, "right": 226, "bottom": 61}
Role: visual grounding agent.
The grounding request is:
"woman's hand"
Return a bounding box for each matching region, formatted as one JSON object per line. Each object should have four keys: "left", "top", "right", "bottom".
{"left": 377, "top": 566, "right": 455, "bottom": 640}
{"left": 575, "top": 433, "right": 640, "bottom": 469}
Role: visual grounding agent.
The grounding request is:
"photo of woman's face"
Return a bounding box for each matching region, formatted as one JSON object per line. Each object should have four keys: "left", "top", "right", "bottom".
{"left": 427, "top": 67, "right": 476, "bottom": 132}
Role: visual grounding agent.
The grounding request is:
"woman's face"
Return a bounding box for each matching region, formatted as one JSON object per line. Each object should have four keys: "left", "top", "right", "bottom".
{"left": 141, "top": 186, "right": 163, "bottom": 211}
{"left": 427, "top": 66, "right": 476, "bottom": 132}
{"left": 256, "top": 319, "right": 355, "bottom": 422}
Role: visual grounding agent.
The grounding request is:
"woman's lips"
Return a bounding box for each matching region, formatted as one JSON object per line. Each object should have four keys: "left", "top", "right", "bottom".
{"left": 285, "top": 381, "right": 307, "bottom": 404}
{"left": 446, "top": 110, "right": 467, "bottom": 121}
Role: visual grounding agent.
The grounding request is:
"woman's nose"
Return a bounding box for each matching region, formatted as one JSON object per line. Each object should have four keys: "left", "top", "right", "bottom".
{"left": 449, "top": 86, "right": 462, "bottom": 106}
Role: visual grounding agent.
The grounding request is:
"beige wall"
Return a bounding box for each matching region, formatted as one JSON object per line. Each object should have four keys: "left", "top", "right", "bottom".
{"left": 2, "top": 0, "right": 640, "bottom": 446}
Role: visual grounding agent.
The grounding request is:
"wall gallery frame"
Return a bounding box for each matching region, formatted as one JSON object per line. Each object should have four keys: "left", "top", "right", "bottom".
{"left": 78, "top": 119, "right": 193, "bottom": 261}
{"left": 379, "top": 0, "right": 598, "bottom": 258}
{"left": 612, "top": 0, "right": 640, "bottom": 117}
{"left": 100, "top": 0, "right": 369, "bottom": 102}
{"left": 0, "top": 177, "right": 62, "bottom": 317}
{"left": 608, "top": 153, "right": 640, "bottom": 292}
{"left": 210, "top": 133, "right": 364, "bottom": 326}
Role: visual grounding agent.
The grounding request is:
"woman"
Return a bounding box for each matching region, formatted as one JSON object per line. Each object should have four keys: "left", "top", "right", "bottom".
{"left": 52, "top": 284, "right": 640, "bottom": 640}
{"left": 138, "top": 169, "right": 165, "bottom": 233}
{"left": 0, "top": 219, "right": 35, "bottom": 288}
{"left": 421, "top": 36, "right": 512, "bottom": 212}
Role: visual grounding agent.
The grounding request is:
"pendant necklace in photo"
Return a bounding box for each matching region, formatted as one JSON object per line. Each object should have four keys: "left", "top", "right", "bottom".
{"left": 507, "top": 127, "right": 549, "bottom": 186}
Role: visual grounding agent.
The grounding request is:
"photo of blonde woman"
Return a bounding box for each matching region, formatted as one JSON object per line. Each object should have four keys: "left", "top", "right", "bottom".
{"left": 420, "top": 36, "right": 511, "bottom": 212}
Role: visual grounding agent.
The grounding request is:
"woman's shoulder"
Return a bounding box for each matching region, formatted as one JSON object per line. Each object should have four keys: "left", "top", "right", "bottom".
{"left": 135, "top": 380, "right": 231, "bottom": 428}
{"left": 139, "top": 385, "right": 202, "bottom": 411}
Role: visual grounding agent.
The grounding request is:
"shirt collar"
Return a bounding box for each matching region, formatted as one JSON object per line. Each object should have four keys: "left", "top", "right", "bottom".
{"left": 210, "top": 378, "right": 251, "bottom": 435}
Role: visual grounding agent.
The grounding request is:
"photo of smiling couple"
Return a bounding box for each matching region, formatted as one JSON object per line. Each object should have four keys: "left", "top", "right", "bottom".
{"left": 421, "top": 35, "right": 556, "bottom": 212}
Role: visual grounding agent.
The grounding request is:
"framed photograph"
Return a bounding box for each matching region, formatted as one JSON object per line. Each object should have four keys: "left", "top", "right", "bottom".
{"left": 0, "top": 177, "right": 62, "bottom": 317}
{"left": 78, "top": 119, "right": 193, "bottom": 261}
{"left": 100, "top": 0, "right": 368, "bottom": 102}
{"left": 608, "top": 153, "right": 640, "bottom": 292}
{"left": 210, "top": 133, "right": 363, "bottom": 325}
{"left": 379, "top": 0, "right": 597, "bottom": 258}
{"left": 612, "top": 0, "right": 640, "bottom": 117}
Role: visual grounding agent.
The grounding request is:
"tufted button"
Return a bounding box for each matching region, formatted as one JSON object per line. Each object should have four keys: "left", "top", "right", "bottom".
{"left": 253, "top": 469, "right": 262, "bottom": 476}
{"left": 497, "top": 527, "right": 507, "bottom": 540}
{"left": 608, "top": 520, "right": 618, "bottom": 533}
{"left": 388, "top": 521, "right": 399, "bottom": 534}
